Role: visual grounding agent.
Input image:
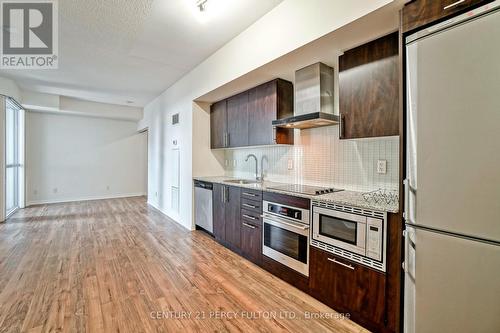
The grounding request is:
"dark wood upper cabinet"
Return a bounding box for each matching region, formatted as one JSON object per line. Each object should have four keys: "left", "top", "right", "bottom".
{"left": 248, "top": 79, "right": 294, "bottom": 146}
{"left": 339, "top": 32, "right": 399, "bottom": 140}
{"left": 227, "top": 92, "right": 249, "bottom": 148}
{"left": 402, "top": 0, "right": 493, "bottom": 33}
{"left": 210, "top": 79, "right": 293, "bottom": 149}
{"left": 210, "top": 100, "right": 227, "bottom": 149}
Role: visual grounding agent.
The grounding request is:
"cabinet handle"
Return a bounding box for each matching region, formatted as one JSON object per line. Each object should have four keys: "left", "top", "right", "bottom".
{"left": 242, "top": 192, "right": 258, "bottom": 197}
{"left": 443, "top": 0, "right": 465, "bottom": 10}
{"left": 327, "top": 258, "right": 355, "bottom": 270}
{"left": 221, "top": 186, "right": 225, "bottom": 202}
{"left": 242, "top": 203, "right": 257, "bottom": 209}
{"left": 242, "top": 214, "right": 258, "bottom": 221}
{"left": 272, "top": 126, "right": 277, "bottom": 143}
{"left": 223, "top": 133, "right": 228, "bottom": 147}
{"left": 339, "top": 114, "right": 345, "bottom": 139}
{"left": 242, "top": 222, "right": 256, "bottom": 229}
{"left": 227, "top": 133, "right": 230, "bottom": 147}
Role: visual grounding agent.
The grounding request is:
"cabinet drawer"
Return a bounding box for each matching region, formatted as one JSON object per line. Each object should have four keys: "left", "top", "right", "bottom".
{"left": 241, "top": 189, "right": 262, "bottom": 201}
{"left": 241, "top": 198, "right": 261, "bottom": 213}
{"left": 241, "top": 209, "right": 262, "bottom": 226}
{"left": 309, "top": 247, "right": 386, "bottom": 328}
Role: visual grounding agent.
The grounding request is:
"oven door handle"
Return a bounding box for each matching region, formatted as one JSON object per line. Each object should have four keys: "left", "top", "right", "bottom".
{"left": 261, "top": 214, "right": 310, "bottom": 231}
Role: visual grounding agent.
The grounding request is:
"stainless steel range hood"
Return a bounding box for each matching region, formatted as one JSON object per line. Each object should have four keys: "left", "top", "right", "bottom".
{"left": 273, "top": 62, "right": 339, "bottom": 129}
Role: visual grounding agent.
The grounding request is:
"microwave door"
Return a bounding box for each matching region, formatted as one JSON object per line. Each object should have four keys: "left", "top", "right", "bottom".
{"left": 313, "top": 208, "right": 366, "bottom": 256}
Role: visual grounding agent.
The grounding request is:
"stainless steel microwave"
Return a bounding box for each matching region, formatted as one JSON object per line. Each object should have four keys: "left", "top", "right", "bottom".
{"left": 312, "top": 204, "right": 386, "bottom": 267}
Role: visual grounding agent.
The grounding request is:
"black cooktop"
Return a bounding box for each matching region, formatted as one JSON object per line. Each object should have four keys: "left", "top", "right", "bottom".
{"left": 267, "top": 184, "right": 343, "bottom": 196}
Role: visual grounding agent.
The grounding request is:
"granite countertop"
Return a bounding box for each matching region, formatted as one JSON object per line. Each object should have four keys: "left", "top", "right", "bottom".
{"left": 194, "top": 176, "right": 399, "bottom": 213}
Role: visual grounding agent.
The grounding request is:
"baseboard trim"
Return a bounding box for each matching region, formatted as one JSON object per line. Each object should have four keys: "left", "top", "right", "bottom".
{"left": 146, "top": 201, "right": 192, "bottom": 231}
{"left": 26, "top": 193, "right": 147, "bottom": 206}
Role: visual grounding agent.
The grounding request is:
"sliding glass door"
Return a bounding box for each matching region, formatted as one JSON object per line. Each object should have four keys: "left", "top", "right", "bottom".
{"left": 5, "top": 98, "right": 22, "bottom": 217}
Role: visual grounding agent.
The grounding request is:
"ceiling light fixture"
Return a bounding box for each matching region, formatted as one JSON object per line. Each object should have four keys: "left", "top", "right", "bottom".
{"left": 196, "top": 0, "right": 208, "bottom": 12}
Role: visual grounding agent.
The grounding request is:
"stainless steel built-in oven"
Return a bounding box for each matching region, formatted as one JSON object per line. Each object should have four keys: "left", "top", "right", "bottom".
{"left": 262, "top": 201, "right": 310, "bottom": 276}
{"left": 311, "top": 202, "right": 387, "bottom": 272}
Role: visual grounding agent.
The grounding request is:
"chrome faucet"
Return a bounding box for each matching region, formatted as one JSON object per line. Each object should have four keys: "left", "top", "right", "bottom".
{"left": 260, "top": 155, "right": 268, "bottom": 182}
{"left": 245, "top": 154, "right": 259, "bottom": 181}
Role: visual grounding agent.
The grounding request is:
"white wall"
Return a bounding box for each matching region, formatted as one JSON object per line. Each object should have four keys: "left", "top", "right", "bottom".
{"left": 139, "top": 0, "right": 393, "bottom": 230}
{"left": 26, "top": 112, "right": 147, "bottom": 205}
{"left": 0, "top": 77, "right": 21, "bottom": 101}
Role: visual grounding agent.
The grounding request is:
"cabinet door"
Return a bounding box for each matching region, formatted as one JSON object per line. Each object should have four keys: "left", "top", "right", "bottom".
{"left": 240, "top": 211, "right": 262, "bottom": 265}
{"left": 212, "top": 184, "right": 226, "bottom": 242}
{"left": 309, "top": 247, "right": 386, "bottom": 327}
{"left": 402, "top": 0, "right": 493, "bottom": 33}
{"left": 339, "top": 32, "right": 399, "bottom": 139}
{"left": 248, "top": 81, "right": 277, "bottom": 146}
{"left": 227, "top": 92, "right": 249, "bottom": 147}
{"left": 224, "top": 186, "right": 241, "bottom": 250}
{"left": 210, "top": 100, "right": 227, "bottom": 149}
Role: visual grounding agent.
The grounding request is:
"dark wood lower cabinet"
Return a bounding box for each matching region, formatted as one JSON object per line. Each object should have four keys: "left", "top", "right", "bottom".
{"left": 309, "top": 246, "right": 386, "bottom": 331}
{"left": 224, "top": 186, "right": 241, "bottom": 252}
{"left": 261, "top": 256, "right": 310, "bottom": 293}
{"left": 240, "top": 217, "right": 262, "bottom": 265}
{"left": 212, "top": 184, "right": 226, "bottom": 242}
{"left": 212, "top": 184, "right": 241, "bottom": 251}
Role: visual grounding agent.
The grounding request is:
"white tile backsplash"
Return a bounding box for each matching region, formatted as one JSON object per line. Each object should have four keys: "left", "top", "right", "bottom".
{"left": 224, "top": 126, "right": 399, "bottom": 192}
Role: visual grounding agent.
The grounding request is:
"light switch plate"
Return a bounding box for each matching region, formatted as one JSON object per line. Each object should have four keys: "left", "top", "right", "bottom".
{"left": 377, "top": 160, "right": 387, "bottom": 174}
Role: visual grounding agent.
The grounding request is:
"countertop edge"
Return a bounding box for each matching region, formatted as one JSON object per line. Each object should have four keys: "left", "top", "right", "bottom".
{"left": 194, "top": 177, "right": 399, "bottom": 214}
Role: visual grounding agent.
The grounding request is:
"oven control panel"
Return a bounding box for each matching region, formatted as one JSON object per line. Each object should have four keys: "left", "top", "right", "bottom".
{"left": 264, "top": 201, "right": 309, "bottom": 224}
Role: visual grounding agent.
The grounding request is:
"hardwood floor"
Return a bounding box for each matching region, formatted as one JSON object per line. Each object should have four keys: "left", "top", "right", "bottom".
{"left": 0, "top": 197, "right": 368, "bottom": 333}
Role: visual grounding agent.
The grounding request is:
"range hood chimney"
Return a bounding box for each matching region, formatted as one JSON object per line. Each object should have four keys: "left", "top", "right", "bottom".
{"left": 272, "top": 62, "right": 339, "bottom": 129}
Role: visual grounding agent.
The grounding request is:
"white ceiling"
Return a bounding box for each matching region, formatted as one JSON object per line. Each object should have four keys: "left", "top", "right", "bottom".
{"left": 0, "top": 0, "right": 284, "bottom": 106}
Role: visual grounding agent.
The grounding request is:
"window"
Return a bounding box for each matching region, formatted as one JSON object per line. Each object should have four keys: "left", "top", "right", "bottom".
{"left": 5, "top": 98, "right": 23, "bottom": 217}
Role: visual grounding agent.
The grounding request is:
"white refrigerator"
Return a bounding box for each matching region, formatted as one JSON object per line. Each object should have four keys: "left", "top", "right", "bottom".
{"left": 404, "top": 2, "right": 500, "bottom": 333}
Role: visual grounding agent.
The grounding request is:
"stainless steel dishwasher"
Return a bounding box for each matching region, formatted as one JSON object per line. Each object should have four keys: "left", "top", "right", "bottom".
{"left": 194, "top": 180, "right": 213, "bottom": 234}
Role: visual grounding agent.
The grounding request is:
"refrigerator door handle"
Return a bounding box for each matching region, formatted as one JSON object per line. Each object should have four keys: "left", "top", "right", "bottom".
{"left": 404, "top": 179, "right": 409, "bottom": 221}
{"left": 404, "top": 179, "right": 418, "bottom": 224}
{"left": 403, "top": 228, "right": 416, "bottom": 281}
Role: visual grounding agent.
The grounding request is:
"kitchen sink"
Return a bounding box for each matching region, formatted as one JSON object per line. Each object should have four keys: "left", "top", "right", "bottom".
{"left": 224, "top": 179, "right": 260, "bottom": 185}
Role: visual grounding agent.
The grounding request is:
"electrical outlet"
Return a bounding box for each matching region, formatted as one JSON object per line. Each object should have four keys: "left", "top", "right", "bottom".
{"left": 287, "top": 159, "right": 294, "bottom": 170}
{"left": 377, "top": 160, "right": 387, "bottom": 174}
